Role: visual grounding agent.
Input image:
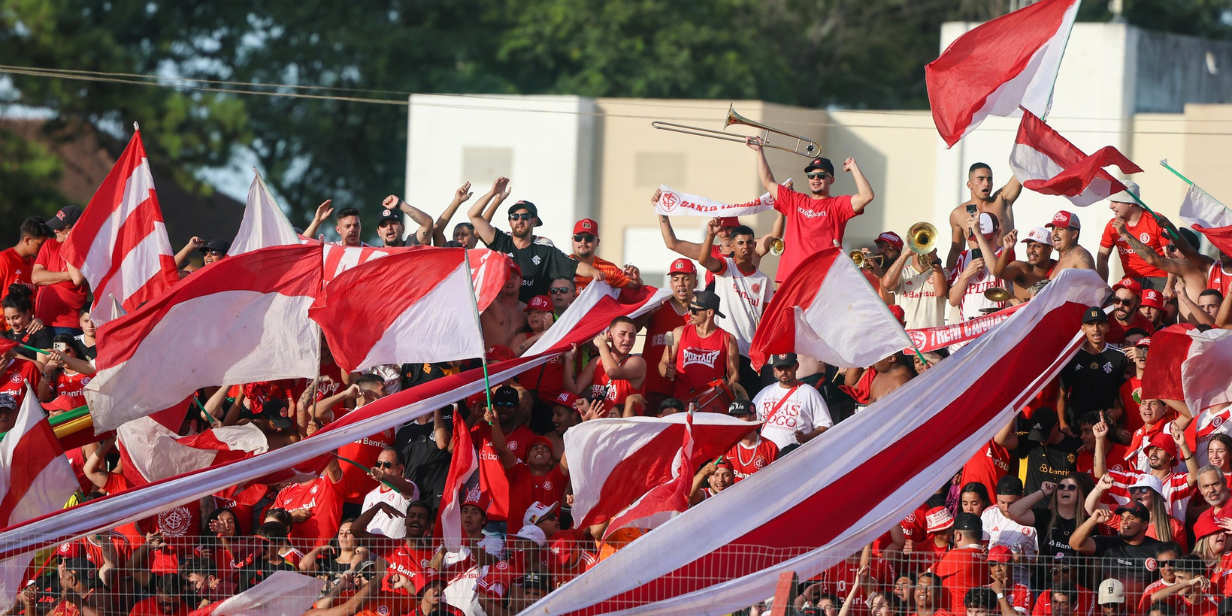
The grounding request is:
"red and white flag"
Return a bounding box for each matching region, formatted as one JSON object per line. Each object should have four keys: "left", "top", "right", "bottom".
{"left": 526, "top": 283, "right": 671, "bottom": 356}
{"left": 316, "top": 242, "right": 509, "bottom": 312}
{"left": 530, "top": 269, "right": 1108, "bottom": 616}
{"left": 116, "top": 417, "right": 268, "bottom": 485}
{"left": 1009, "top": 109, "right": 1143, "bottom": 206}
{"left": 1142, "top": 326, "right": 1232, "bottom": 414}
{"left": 0, "top": 384, "right": 77, "bottom": 610}
{"left": 187, "top": 570, "right": 324, "bottom": 616}
{"left": 228, "top": 171, "right": 300, "bottom": 257}
{"left": 1178, "top": 182, "right": 1232, "bottom": 256}
{"left": 61, "top": 130, "right": 180, "bottom": 323}
{"left": 437, "top": 408, "right": 479, "bottom": 552}
{"left": 749, "top": 247, "right": 912, "bottom": 370}
{"left": 567, "top": 413, "right": 752, "bottom": 530}
{"left": 925, "top": 0, "right": 1080, "bottom": 146}
{"left": 603, "top": 412, "right": 697, "bottom": 539}
{"left": 85, "top": 244, "right": 324, "bottom": 433}
{"left": 309, "top": 248, "right": 486, "bottom": 372}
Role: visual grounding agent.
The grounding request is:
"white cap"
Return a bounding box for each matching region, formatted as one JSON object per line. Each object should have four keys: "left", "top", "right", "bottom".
{"left": 1128, "top": 474, "right": 1164, "bottom": 495}
{"left": 523, "top": 501, "right": 559, "bottom": 527}
{"left": 512, "top": 524, "right": 547, "bottom": 547}
{"left": 1109, "top": 181, "right": 1141, "bottom": 204}
{"left": 1098, "top": 579, "right": 1125, "bottom": 605}
{"left": 977, "top": 212, "right": 998, "bottom": 238}
{"left": 1021, "top": 227, "right": 1051, "bottom": 245}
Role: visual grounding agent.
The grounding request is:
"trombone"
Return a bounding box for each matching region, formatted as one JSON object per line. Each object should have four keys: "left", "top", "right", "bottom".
{"left": 652, "top": 104, "right": 821, "bottom": 158}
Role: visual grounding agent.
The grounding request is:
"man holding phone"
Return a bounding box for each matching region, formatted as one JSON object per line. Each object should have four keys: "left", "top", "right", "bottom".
{"left": 948, "top": 213, "right": 1009, "bottom": 323}
{"left": 945, "top": 163, "right": 1023, "bottom": 269}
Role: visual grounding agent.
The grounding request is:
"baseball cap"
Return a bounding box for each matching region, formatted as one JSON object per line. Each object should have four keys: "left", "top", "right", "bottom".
{"left": 717, "top": 217, "right": 740, "bottom": 228}
{"left": 805, "top": 157, "right": 835, "bottom": 175}
{"left": 522, "top": 571, "right": 552, "bottom": 593}
{"left": 952, "top": 512, "right": 982, "bottom": 533}
{"left": 46, "top": 205, "right": 83, "bottom": 231}
{"left": 511, "top": 524, "right": 547, "bottom": 548}
{"left": 550, "top": 391, "right": 578, "bottom": 408}
{"left": 1098, "top": 579, "right": 1125, "bottom": 605}
{"left": 199, "top": 238, "right": 231, "bottom": 255}
{"left": 508, "top": 200, "right": 542, "bottom": 227}
{"left": 462, "top": 485, "right": 487, "bottom": 509}
{"left": 526, "top": 435, "right": 554, "bottom": 456}
{"left": 659, "top": 397, "right": 685, "bottom": 414}
{"left": 0, "top": 393, "right": 16, "bottom": 411}
{"left": 1046, "top": 211, "right": 1081, "bottom": 231}
{"left": 888, "top": 305, "right": 906, "bottom": 326}
{"left": 508, "top": 261, "right": 523, "bottom": 278}
{"left": 876, "top": 232, "right": 904, "bottom": 252}
{"left": 523, "top": 501, "right": 559, "bottom": 527}
{"left": 573, "top": 219, "right": 599, "bottom": 237}
{"left": 1112, "top": 277, "right": 1142, "bottom": 296}
{"left": 1027, "top": 407, "right": 1059, "bottom": 442}
{"left": 727, "top": 400, "right": 755, "bottom": 416}
{"left": 1082, "top": 306, "right": 1108, "bottom": 324}
{"left": 1147, "top": 432, "right": 1179, "bottom": 461}
{"left": 770, "top": 353, "right": 798, "bottom": 368}
{"left": 525, "top": 295, "right": 553, "bottom": 313}
{"left": 690, "top": 290, "right": 725, "bottom": 319}
{"left": 265, "top": 398, "right": 293, "bottom": 429}
{"left": 1109, "top": 181, "right": 1141, "bottom": 204}
{"left": 492, "top": 386, "right": 520, "bottom": 408}
{"left": 413, "top": 571, "right": 445, "bottom": 596}
{"left": 1129, "top": 473, "right": 1164, "bottom": 495}
{"left": 987, "top": 544, "right": 1013, "bottom": 564}
{"left": 548, "top": 534, "right": 576, "bottom": 567}
{"left": 58, "top": 541, "right": 83, "bottom": 559}
{"left": 974, "top": 212, "right": 998, "bottom": 239}
{"left": 669, "top": 258, "right": 697, "bottom": 275}
{"left": 1134, "top": 337, "right": 1152, "bottom": 348}
{"left": 1022, "top": 227, "right": 1051, "bottom": 245}
{"left": 1140, "top": 289, "right": 1164, "bottom": 310}
{"left": 1194, "top": 515, "right": 1223, "bottom": 541}
{"left": 378, "top": 208, "right": 401, "bottom": 225}
{"left": 995, "top": 475, "right": 1024, "bottom": 496}
{"left": 1115, "top": 500, "right": 1151, "bottom": 521}
{"left": 925, "top": 506, "right": 954, "bottom": 534}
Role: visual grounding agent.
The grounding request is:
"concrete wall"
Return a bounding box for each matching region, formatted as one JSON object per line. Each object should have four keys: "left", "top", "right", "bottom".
{"left": 1134, "top": 31, "right": 1232, "bottom": 113}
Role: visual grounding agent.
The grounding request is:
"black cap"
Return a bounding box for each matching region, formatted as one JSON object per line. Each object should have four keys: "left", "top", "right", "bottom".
{"left": 953, "top": 512, "right": 982, "bottom": 532}
{"left": 378, "top": 208, "right": 401, "bottom": 225}
{"left": 727, "top": 400, "right": 754, "bottom": 416}
{"left": 1115, "top": 500, "right": 1150, "bottom": 521}
{"left": 492, "top": 385, "right": 520, "bottom": 408}
{"left": 198, "top": 238, "right": 231, "bottom": 254}
{"left": 771, "top": 353, "right": 798, "bottom": 368}
{"left": 659, "top": 397, "right": 685, "bottom": 413}
{"left": 46, "top": 205, "right": 83, "bottom": 231}
{"left": 0, "top": 393, "right": 15, "bottom": 410}
{"left": 995, "top": 475, "right": 1024, "bottom": 496}
{"left": 265, "top": 399, "right": 293, "bottom": 429}
{"left": 690, "top": 290, "right": 725, "bottom": 319}
{"left": 1082, "top": 306, "right": 1108, "bottom": 324}
{"left": 805, "top": 157, "right": 835, "bottom": 175}
{"left": 508, "top": 200, "right": 543, "bottom": 227}
{"left": 1027, "top": 407, "right": 1058, "bottom": 442}
{"left": 522, "top": 571, "right": 551, "bottom": 592}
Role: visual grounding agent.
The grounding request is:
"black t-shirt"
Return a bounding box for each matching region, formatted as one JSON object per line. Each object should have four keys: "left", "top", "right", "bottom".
{"left": 485, "top": 229, "right": 579, "bottom": 302}
{"left": 1092, "top": 535, "right": 1163, "bottom": 585}
{"left": 1015, "top": 436, "right": 1081, "bottom": 495}
{"left": 396, "top": 417, "right": 452, "bottom": 510}
{"left": 2, "top": 328, "right": 54, "bottom": 360}
{"left": 1030, "top": 507, "right": 1079, "bottom": 589}
{"left": 1059, "top": 345, "right": 1128, "bottom": 422}
{"left": 239, "top": 557, "right": 298, "bottom": 591}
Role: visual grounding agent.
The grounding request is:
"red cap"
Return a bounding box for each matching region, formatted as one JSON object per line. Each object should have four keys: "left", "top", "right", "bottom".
{"left": 1045, "top": 211, "right": 1081, "bottom": 230}
{"left": 1148, "top": 431, "right": 1178, "bottom": 461}
{"left": 58, "top": 541, "right": 83, "bottom": 559}
{"left": 508, "top": 261, "right": 522, "bottom": 277}
{"left": 925, "top": 506, "right": 954, "bottom": 534}
{"left": 573, "top": 219, "right": 599, "bottom": 237}
{"left": 548, "top": 391, "right": 578, "bottom": 407}
{"left": 525, "top": 295, "right": 553, "bottom": 313}
{"left": 1135, "top": 337, "right": 1152, "bottom": 348}
{"left": 1194, "top": 514, "right": 1223, "bottom": 541}
{"left": 462, "top": 485, "right": 488, "bottom": 509}
{"left": 1140, "top": 289, "right": 1164, "bottom": 310}
{"left": 987, "top": 544, "right": 1013, "bottom": 563}
{"left": 889, "top": 305, "right": 906, "bottom": 326}
{"left": 876, "top": 232, "right": 904, "bottom": 252}
{"left": 413, "top": 571, "right": 443, "bottom": 595}
{"left": 717, "top": 217, "right": 740, "bottom": 228}
{"left": 548, "top": 534, "right": 576, "bottom": 567}
{"left": 1112, "top": 277, "right": 1142, "bottom": 297}
{"left": 669, "top": 258, "right": 697, "bottom": 275}
{"left": 486, "top": 345, "right": 516, "bottom": 362}
{"left": 526, "top": 435, "right": 554, "bottom": 456}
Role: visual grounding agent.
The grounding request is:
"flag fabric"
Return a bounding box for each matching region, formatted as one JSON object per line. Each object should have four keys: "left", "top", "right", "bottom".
{"left": 116, "top": 417, "right": 268, "bottom": 484}
{"left": 1141, "top": 326, "right": 1232, "bottom": 414}
{"left": 437, "top": 408, "right": 479, "bottom": 552}
{"left": 526, "top": 282, "right": 672, "bottom": 356}
{"left": 603, "top": 412, "right": 697, "bottom": 539}
{"left": 85, "top": 244, "right": 324, "bottom": 433}
{"left": 654, "top": 185, "right": 776, "bottom": 218}
{"left": 0, "top": 384, "right": 78, "bottom": 611}
{"left": 60, "top": 130, "right": 180, "bottom": 323}
{"left": 308, "top": 248, "right": 486, "bottom": 372}
{"left": 567, "top": 413, "right": 754, "bottom": 530}
{"left": 526, "top": 269, "right": 1107, "bottom": 616}
{"left": 925, "top": 0, "right": 1081, "bottom": 147}
{"left": 187, "top": 571, "right": 324, "bottom": 616}
{"left": 1178, "top": 183, "right": 1232, "bottom": 256}
{"left": 228, "top": 171, "right": 300, "bottom": 257}
{"left": 748, "top": 247, "right": 913, "bottom": 370}
{"left": 905, "top": 304, "right": 1026, "bottom": 353}
{"left": 315, "top": 242, "right": 509, "bottom": 312}
{"left": 1008, "top": 109, "right": 1143, "bottom": 206}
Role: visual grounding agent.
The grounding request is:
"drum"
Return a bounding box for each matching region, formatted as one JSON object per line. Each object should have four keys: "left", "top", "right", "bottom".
{"left": 685, "top": 379, "right": 735, "bottom": 414}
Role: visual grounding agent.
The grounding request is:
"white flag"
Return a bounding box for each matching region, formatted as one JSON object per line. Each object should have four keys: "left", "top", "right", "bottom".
{"left": 229, "top": 171, "right": 300, "bottom": 256}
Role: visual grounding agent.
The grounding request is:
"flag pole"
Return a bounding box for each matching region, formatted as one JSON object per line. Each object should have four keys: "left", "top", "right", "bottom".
{"left": 461, "top": 248, "right": 495, "bottom": 424}
{"left": 1122, "top": 189, "right": 1180, "bottom": 241}
{"left": 1159, "top": 159, "right": 1195, "bottom": 186}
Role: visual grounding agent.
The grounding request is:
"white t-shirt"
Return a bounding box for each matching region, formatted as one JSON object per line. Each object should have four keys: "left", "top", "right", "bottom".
{"left": 981, "top": 506, "right": 1038, "bottom": 585}
{"left": 713, "top": 258, "right": 774, "bottom": 356}
{"left": 948, "top": 248, "right": 1008, "bottom": 322}
{"left": 1195, "top": 405, "right": 1232, "bottom": 467}
{"left": 889, "top": 260, "right": 947, "bottom": 329}
{"left": 361, "top": 484, "right": 417, "bottom": 539}
{"left": 752, "top": 382, "right": 833, "bottom": 449}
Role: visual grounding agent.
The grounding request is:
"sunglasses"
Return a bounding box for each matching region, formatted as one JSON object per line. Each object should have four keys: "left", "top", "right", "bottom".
{"left": 1110, "top": 298, "right": 1136, "bottom": 306}
{"left": 1058, "top": 484, "right": 1078, "bottom": 492}
{"left": 508, "top": 213, "right": 534, "bottom": 221}
{"left": 1129, "top": 486, "right": 1154, "bottom": 495}
{"left": 1159, "top": 559, "right": 1176, "bottom": 568}
{"left": 1051, "top": 565, "right": 1071, "bottom": 573}
{"left": 688, "top": 307, "right": 706, "bottom": 314}
{"left": 205, "top": 249, "right": 225, "bottom": 256}
{"left": 573, "top": 234, "right": 596, "bottom": 243}
{"left": 549, "top": 288, "right": 571, "bottom": 295}
{"left": 1165, "top": 245, "right": 1179, "bottom": 252}
{"left": 806, "top": 172, "right": 832, "bottom": 180}
{"left": 373, "top": 461, "right": 395, "bottom": 469}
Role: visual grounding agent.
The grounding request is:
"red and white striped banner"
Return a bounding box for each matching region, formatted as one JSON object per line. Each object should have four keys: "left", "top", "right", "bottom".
{"left": 904, "top": 303, "right": 1025, "bottom": 353}
{"left": 525, "top": 269, "right": 1108, "bottom": 616}
{"left": 1142, "top": 325, "right": 1232, "bottom": 414}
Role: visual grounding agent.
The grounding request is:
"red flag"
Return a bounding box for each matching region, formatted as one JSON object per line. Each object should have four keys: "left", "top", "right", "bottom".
{"left": 0, "top": 339, "right": 15, "bottom": 357}
{"left": 603, "top": 412, "right": 697, "bottom": 539}
{"left": 436, "top": 408, "right": 479, "bottom": 551}
{"left": 60, "top": 130, "right": 179, "bottom": 324}
{"left": 925, "top": 0, "right": 1081, "bottom": 146}
{"left": 1008, "top": 109, "right": 1142, "bottom": 206}
{"left": 1142, "top": 325, "right": 1232, "bottom": 413}
{"left": 187, "top": 570, "right": 323, "bottom": 616}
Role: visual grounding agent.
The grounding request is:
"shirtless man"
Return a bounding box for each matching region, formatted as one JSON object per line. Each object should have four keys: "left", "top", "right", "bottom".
{"left": 984, "top": 227, "right": 1055, "bottom": 301}
{"left": 480, "top": 262, "right": 527, "bottom": 349}
{"left": 1111, "top": 219, "right": 1220, "bottom": 324}
{"left": 1046, "top": 211, "right": 1096, "bottom": 277}
{"left": 868, "top": 353, "right": 914, "bottom": 403}
{"left": 946, "top": 163, "right": 1023, "bottom": 269}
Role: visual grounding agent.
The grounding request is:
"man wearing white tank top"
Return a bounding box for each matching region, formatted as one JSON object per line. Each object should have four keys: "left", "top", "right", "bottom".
{"left": 697, "top": 219, "right": 774, "bottom": 387}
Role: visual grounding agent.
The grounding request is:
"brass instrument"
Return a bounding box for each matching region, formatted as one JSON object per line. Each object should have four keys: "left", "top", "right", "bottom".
{"left": 651, "top": 105, "right": 821, "bottom": 158}
{"left": 907, "top": 222, "right": 939, "bottom": 255}
{"left": 769, "top": 237, "right": 785, "bottom": 256}
{"left": 984, "top": 287, "right": 1013, "bottom": 303}
{"left": 850, "top": 250, "right": 883, "bottom": 268}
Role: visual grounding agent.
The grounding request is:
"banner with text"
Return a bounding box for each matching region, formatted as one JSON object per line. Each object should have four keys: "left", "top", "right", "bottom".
{"left": 654, "top": 185, "right": 777, "bottom": 218}
{"left": 905, "top": 304, "right": 1025, "bottom": 353}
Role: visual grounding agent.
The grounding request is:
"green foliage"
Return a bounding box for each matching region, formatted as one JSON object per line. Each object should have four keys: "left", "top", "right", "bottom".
{"left": 0, "top": 126, "right": 63, "bottom": 246}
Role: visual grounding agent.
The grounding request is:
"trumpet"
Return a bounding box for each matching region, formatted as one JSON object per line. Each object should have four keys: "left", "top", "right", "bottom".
{"left": 907, "top": 222, "right": 938, "bottom": 255}
{"left": 652, "top": 105, "right": 821, "bottom": 158}
{"left": 850, "top": 250, "right": 883, "bottom": 268}
{"left": 769, "top": 237, "right": 785, "bottom": 256}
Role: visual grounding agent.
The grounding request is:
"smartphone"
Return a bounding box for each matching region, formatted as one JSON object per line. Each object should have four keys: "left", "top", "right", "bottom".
{"left": 971, "top": 248, "right": 983, "bottom": 260}
{"left": 966, "top": 204, "right": 978, "bottom": 216}
{"left": 53, "top": 342, "right": 68, "bottom": 353}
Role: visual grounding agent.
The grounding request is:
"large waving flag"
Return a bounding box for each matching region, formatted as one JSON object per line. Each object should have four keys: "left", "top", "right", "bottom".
{"left": 437, "top": 408, "right": 479, "bottom": 552}
{"left": 749, "top": 247, "right": 912, "bottom": 370}
{"left": 86, "top": 244, "right": 324, "bottom": 433}
{"left": 308, "top": 248, "right": 486, "bottom": 372}
{"left": 527, "top": 282, "right": 671, "bottom": 355}
{"left": 1141, "top": 326, "right": 1232, "bottom": 414}
{"left": 228, "top": 171, "right": 300, "bottom": 256}
{"left": 603, "top": 412, "right": 697, "bottom": 539}
{"left": 1178, "top": 183, "right": 1232, "bottom": 256}
{"left": 188, "top": 571, "right": 324, "bottom": 616}
{"left": 1009, "top": 109, "right": 1143, "bottom": 206}
{"left": 61, "top": 129, "right": 180, "bottom": 323}
{"left": 925, "top": 0, "right": 1081, "bottom": 147}
{"left": 567, "top": 413, "right": 752, "bottom": 530}
{"left": 116, "top": 417, "right": 269, "bottom": 484}
{"left": 525, "top": 269, "right": 1108, "bottom": 616}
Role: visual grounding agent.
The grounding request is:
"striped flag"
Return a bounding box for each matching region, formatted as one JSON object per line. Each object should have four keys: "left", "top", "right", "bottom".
{"left": 187, "top": 571, "right": 324, "bottom": 616}
{"left": 228, "top": 171, "right": 300, "bottom": 257}
{"left": 437, "top": 408, "right": 479, "bottom": 552}
{"left": 1141, "top": 326, "right": 1232, "bottom": 415}
{"left": 603, "top": 411, "right": 697, "bottom": 539}
{"left": 61, "top": 129, "right": 180, "bottom": 323}
{"left": 1178, "top": 183, "right": 1232, "bottom": 257}
{"left": 1008, "top": 109, "right": 1143, "bottom": 206}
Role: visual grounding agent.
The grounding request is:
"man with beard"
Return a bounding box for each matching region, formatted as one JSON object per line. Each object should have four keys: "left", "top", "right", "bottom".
{"left": 351, "top": 498, "right": 438, "bottom": 589}
{"left": 945, "top": 163, "right": 1023, "bottom": 269}
{"left": 881, "top": 232, "right": 948, "bottom": 329}
{"left": 569, "top": 218, "right": 640, "bottom": 291}
{"left": 1070, "top": 503, "right": 1163, "bottom": 596}
{"left": 1057, "top": 308, "right": 1126, "bottom": 433}
{"left": 1095, "top": 421, "right": 1198, "bottom": 520}
{"left": 468, "top": 177, "right": 604, "bottom": 301}
{"left": 1112, "top": 221, "right": 1229, "bottom": 323}
{"left": 304, "top": 203, "right": 365, "bottom": 247}
{"left": 1106, "top": 278, "right": 1156, "bottom": 344}
{"left": 1046, "top": 212, "right": 1097, "bottom": 277}
{"left": 376, "top": 195, "right": 434, "bottom": 247}
{"left": 752, "top": 353, "right": 832, "bottom": 449}
{"left": 642, "top": 259, "right": 696, "bottom": 409}
{"left": 1098, "top": 182, "right": 1169, "bottom": 289}
{"left": 660, "top": 290, "right": 739, "bottom": 402}
{"left": 987, "top": 227, "right": 1056, "bottom": 301}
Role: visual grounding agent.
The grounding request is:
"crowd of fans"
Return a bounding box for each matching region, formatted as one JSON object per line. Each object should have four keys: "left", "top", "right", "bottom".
{"left": 0, "top": 140, "right": 1230, "bottom": 616}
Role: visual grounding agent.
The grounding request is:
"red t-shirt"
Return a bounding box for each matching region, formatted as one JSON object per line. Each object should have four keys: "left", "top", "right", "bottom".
{"left": 774, "top": 187, "right": 858, "bottom": 283}
{"left": 518, "top": 355, "right": 568, "bottom": 405}
{"left": 48, "top": 371, "right": 90, "bottom": 411}
{"left": 642, "top": 302, "right": 691, "bottom": 397}
{"left": 1106, "top": 313, "right": 1154, "bottom": 345}
{"left": 1119, "top": 376, "right": 1145, "bottom": 435}
{"left": 725, "top": 438, "right": 778, "bottom": 481}
{"left": 960, "top": 440, "right": 1013, "bottom": 503}
{"left": 933, "top": 546, "right": 989, "bottom": 612}
{"left": 337, "top": 427, "right": 395, "bottom": 504}
{"left": 1164, "top": 594, "right": 1220, "bottom": 616}
{"left": 33, "top": 239, "right": 87, "bottom": 329}
{"left": 273, "top": 474, "right": 344, "bottom": 549}
{"left": 508, "top": 463, "right": 567, "bottom": 527}
{"left": 0, "top": 248, "right": 35, "bottom": 332}
{"left": 550, "top": 549, "right": 599, "bottom": 588}
{"left": 1101, "top": 216, "right": 1169, "bottom": 279}
{"left": 0, "top": 358, "right": 41, "bottom": 408}
{"left": 102, "top": 473, "right": 199, "bottom": 574}
{"left": 373, "top": 541, "right": 436, "bottom": 592}
{"left": 813, "top": 558, "right": 893, "bottom": 616}
{"left": 128, "top": 597, "right": 188, "bottom": 616}
{"left": 471, "top": 423, "right": 535, "bottom": 522}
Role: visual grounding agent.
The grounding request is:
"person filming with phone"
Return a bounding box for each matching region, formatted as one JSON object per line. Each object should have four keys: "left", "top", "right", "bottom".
{"left": 949, "top": 212, "right": 1009, "bottom": 322}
